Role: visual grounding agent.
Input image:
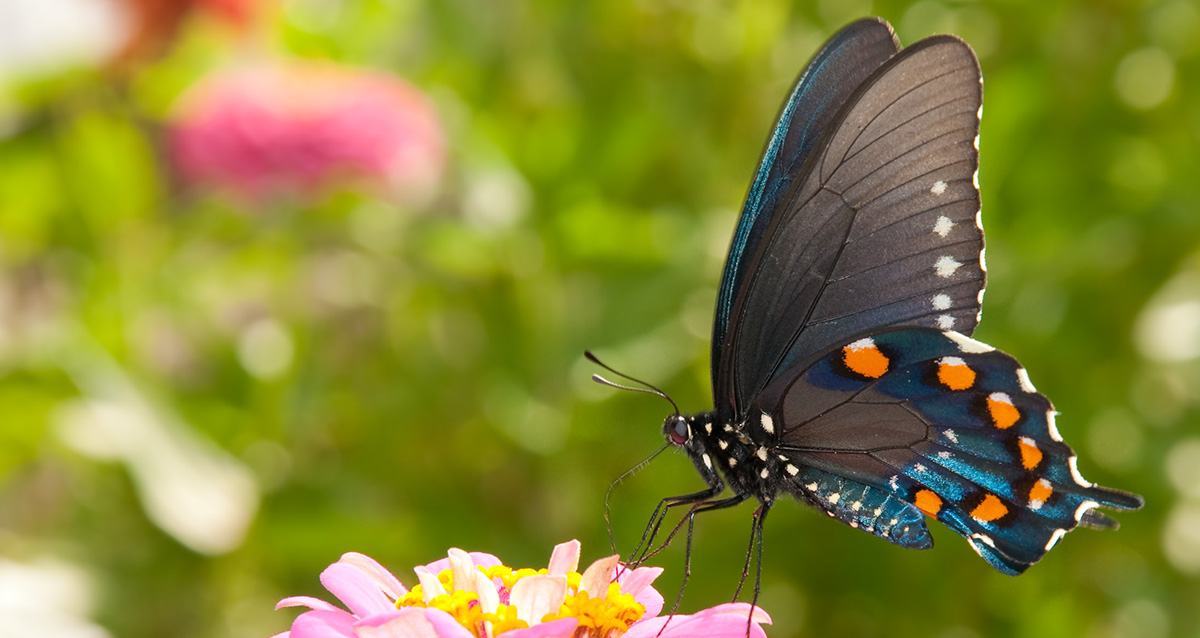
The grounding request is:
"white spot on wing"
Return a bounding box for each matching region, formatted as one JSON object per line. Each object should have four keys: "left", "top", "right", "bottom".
{"left": 935, "top": 255, "right": 963, "bottom": 278}
{"left": 933, "top": 215, "right": 955, "bottom": 237}
{"left": 932, "top": 293, "right": 952, "bottom": 311}
{"left": 1030, "top": 479, "right": 1052, "bottom": 510}
{"left": 852, "top": 501, "right": 862, "bottom": 511}
{"left": 1016, "top": 368, "right": 1038, "bottom": 393}
{"left": 846, "top": 337, "right": 875, "bottom": 352}
{"left": 755, "top": 447, "right": 768, "bottom": 461}
{"left": 1047, "top": 410, "right": 1063, "bottom": 442}
{"left": 914, "top": 463, "right": 928, "bottom": 473}
{"left": 850, "top": 520, "right": 858, "bottom": 528}
{"left": 828, "top": 493, "right": 840, "bottom": 504}
{"left": 889, "top": 475, "right": 899, "bottom": 490}
{"left": 943, "top": 429, "right": 959, "bottom": 444}
{"left": 975, "top": 208, "right": 984, "bottom": 231}
{"left": 977, "top": 288, "right": 986, "bottom": 304}
{"left": 1075, "top": 500, "right": 1100, "bottom": 522}
{"left": 931, "top": 180, "right": 948, "bottom": 195}
{"left": 759, "top": 413, "right": 774, "bottom": 435}
{"left": 937, "top": 451, "right": 952, "bottom": 460}
{"left": 937, "top": 314, "right": 956, "bottom": 330}
{"left": 944, "top": 331, "right": 995, "bottom": 353}
{"left": 787, "top": 465, "right": 799, "bottom": 477}
{"left": 979, "top": 247, "right": 987, "bottom": 273}
{"left": 972, "top": 169, "right": 980, "bottom": 190}
{"left": 1069, "top": 456, "right": 1094, "bottom": 488}
{"left": 805, "top": 481, "right": 817, "bottom": 490}
{"left": 973, "top": 134, "right": 980, "bottom": 150}
{"left": 1045, "top": 528, "right": 1067, "bottom": 551}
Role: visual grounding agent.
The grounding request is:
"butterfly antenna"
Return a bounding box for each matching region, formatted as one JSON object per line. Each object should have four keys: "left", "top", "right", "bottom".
{"left": 605, "top": 443, "right": 670, "bottom": 555}
{"left": 585, "top": 351, "right": 680, "bottom": 415}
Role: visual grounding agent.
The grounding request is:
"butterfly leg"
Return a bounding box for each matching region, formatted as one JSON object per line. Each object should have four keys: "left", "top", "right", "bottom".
{"left": 629, "top": 483, "right": 725, "bottom": 568}
{"left": 664, "top": 493, "right": 752, "bottom": 619}
{"left": 732, "top": 499, "right": 771, "bottom": 603}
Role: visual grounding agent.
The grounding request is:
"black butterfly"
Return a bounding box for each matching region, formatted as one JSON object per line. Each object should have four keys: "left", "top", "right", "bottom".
{"left": 594, "top": 16, "right": 1143, "bottom": 600}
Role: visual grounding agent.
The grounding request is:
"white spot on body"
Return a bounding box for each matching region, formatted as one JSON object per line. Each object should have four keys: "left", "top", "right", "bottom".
{"left": 703, "top": 454, "right": 712, "bottom": 469}
{"left": 760, "top": 468, "right": 770, "bottom": 479}
{"left": 932, "top": 294, "right": 952, "bottom": 311}
{"left": 1016, "top": 368, "right": 1038, "bottom": 393}
{"left": 944, "top": 331, "right": 995, "bottom": 353}
{"left": 759, "top": 413, "right": 774, "bottom": 435}
{"left": 931, "top": 180, "right": 948, "bottom": 195}
{"left": 1045, "top": 528, "right": 1067, "bottom": 551}
{"left": 705, "top": 423, "right": 712, "bottom": 434}
{"left": 933, "top": 216, "right": 955, "bottom": 239}
{"left": 718, "top": 440, "right": 729, "bottom": 450}
{"left": 728, "top": 457, "right": 738, "bottom": 468}
{"left": 935, "top": 255, "right": 963, "bottom": 278}
{"left": 937, "top": 314, "right": 956, "bottom": 330}
{"left": 1069, "top": 457, "right": 1094, "bottom": 488}
{"left": 1047, "top": 410, "right": 1063, "bottom": 442}
{"left": 786, "top": 464, "right": 799, "bottom": 476}
{"left": 943, "top": 429, "right": 959, "bottom": 444}
{"left": 755, "top": 447, "right": 768, "bottom": 461}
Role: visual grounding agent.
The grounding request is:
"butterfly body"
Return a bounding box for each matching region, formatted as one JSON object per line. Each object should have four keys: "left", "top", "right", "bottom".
{"left": 614, "top": 16, "right": 1141, "bottom": 582}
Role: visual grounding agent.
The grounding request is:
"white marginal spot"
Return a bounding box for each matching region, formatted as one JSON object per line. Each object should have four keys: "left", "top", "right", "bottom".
{"left": 975, "top": 208, "right": 984, "bottom": 231}
{"left": 759, "top": 413, "right": 774, "bottom": 435}
{"left": 718, "top": 440, "right": 729, "bottom": 450}
{"left": 828, "top": 493, "right": 840, "bottom": 505}
{"left": 755, "top": 447, "right": 768, "bottom": 461}
{"left": 935, "top": 255, "right": 963, "bottom": 278}
{"left": 937, "top": 314, "right": 956, "bottom": 330}
{"left": 827, "top": 511, "right": 835, "bottom": 517}
{"left": 1045, "top": 528, "right": 1068, "bottom": 551}
{"left": 979, "top": 247, "right": 988, "bottom": 273}
{"left": 703, "top": 454, "right": 712, "bottom": 469}
{"left": 1069, "top": 456, "right": 1094, "bottom": 488}
{"left": 932, "top": 293, "right": 952, "bottom": 311}
{"left": 977, "top": 104, "right": 983, "bottom": 119}
{"left": 805, "top": 481, "right": 818, "bottom": 491}
{"left": 727, "top": 457, "right": 738, "bottom": 468}
{"left": 786, "top": 464, "right": 799, "bottom": 477}
{"left": 852, "top": 501, "right": 862, "bottom": 511}
{"left": 972, "top": 169, "right": 980, "bottom": 190}
{"left": 882, "top": 529, "right": 890, "bottom": 538}
{"left": 1016, "top": 368, "right": 1038, "bottom": 393}
{"left": 973, "top": 134, "right": 980, "bottom": 150}
{"left": 865, "top": 525, "right": 875, "bottom": 533}
{"left": 931, "top": 180, "right": 948, "bottom": 195}
{"left": 760, "top": 468, "right": 770, "bottom": 479}
{"left": 944, "top": 330, "right": 995, "bottom": 353}
{"left": 1075, "top": 500, "right": 1100, "bottom": 522}
{"left": 933, "top": 215, "right": 955, "bottom": 237}
{"left": 846, "top": 337, "right": 876, "bottom": 352}
{"left": 850, "top": 521, "right": 859, "bottom": 528}
{"left": 974, "top": 533, "right": 996, "bottom": 548}
{"left": 1047, "top": 410, "right": 1063, "bottom": 442}
{"left": 977, "top": 288, "right": 986, "bottom": 304}
{"left": 937, "top": 451, "right": 952, "bottom": 460}
{"left": 966, "top": 538, "right": 985, "bottom": 559}
{"left": 943, "top": 429, "right": 959, "bottom": 444}
{"left": 889, "top": 518, "right": 899, "bottom": 526}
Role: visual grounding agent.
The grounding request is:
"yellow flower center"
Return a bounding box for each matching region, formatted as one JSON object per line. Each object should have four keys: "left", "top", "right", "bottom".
{"left": 396, "top": 565, "right": 647, "bottom": 638}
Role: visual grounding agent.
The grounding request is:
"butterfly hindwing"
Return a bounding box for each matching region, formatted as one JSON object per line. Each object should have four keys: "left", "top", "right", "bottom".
{"left": 716, "top": 35, "right": 986, "bottom": 421}
{"left": 767, "top": 328, "right": 1142, "bottom": 574}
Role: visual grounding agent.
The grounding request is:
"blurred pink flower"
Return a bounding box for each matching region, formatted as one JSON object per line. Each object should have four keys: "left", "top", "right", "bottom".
{"left": 169, "top": 61, "right": 445, "bottom": 203}
{"left": 274, "top": 540, "right": 771, "bottom": 638}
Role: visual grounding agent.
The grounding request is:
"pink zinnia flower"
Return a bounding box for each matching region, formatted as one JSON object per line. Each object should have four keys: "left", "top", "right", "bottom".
{"left": 169, "top": 61, "right": 445, "bottom": 203}
{"left": 274, "top": 540, "right": 771, "bottom": 638}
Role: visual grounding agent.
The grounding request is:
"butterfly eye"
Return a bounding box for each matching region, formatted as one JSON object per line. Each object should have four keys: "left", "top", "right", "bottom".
{"left": 664, "top": 416, "right": 689, "bottom": 445}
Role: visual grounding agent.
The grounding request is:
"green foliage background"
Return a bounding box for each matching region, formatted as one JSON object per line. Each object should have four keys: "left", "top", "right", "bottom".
{"left": 1, "top": 1, "right": 1197, "bottom": 637}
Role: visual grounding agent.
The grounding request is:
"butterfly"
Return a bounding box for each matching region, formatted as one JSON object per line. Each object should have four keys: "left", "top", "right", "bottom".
{"left": 596, "top": 17, "right": 1144, "bottom": 591}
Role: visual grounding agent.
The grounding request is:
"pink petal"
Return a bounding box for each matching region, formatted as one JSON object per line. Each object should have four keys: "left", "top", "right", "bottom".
{"left": 694, "top": 603, "right": 772, "bottom": 625}
{"left": 617, "top": 567, "right": 664, "bottom": 619}
{"left": 269, "top": 633, "right": 290, "bottom": 638}
{"left": 289, "top": 610, "right": 359, "bottom": 638}
{"left": 424, "top": 552, "right": 501, "bottom": 574}
{"left": 546, "top": 540, "right": 580, "bottom": 577}
{"left": 501, "top": 617, "right": 579, "bottom": 638}
{"left": 625, "top": 604, "right": 771, "bottom": 638}
{"left": 276, "top": 596, "right": 342, "bottom": 612}
{"left": 474, "top": 569, "right": 500, "bottom": 615}
{"left": 413, "top": 566, "right": 446, "bottom": 602}
{"left": 509, "top": 575, "right": 567, "bottom": 625}
{"left": 320, "top": 563, "right": 395, "bottom": 618}
{"left": 351, "top": 608, "right": 476, "bottom": 638}
{"left": 337, "top": 553, "right": 407, "bottom": 599}
{"left": 447, "top": 549, "right": 477, "bottom": 593}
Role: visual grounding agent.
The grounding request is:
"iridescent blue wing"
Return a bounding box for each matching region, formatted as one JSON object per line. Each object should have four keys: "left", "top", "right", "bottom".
{"left": 761, "top": 328, "right": 1143, "bottom": 575}
{"left": 713, "top": 18, "right": 900, "bottom": 400}
{"left": 714, "top": 35, "right": 986, "bottom": 422}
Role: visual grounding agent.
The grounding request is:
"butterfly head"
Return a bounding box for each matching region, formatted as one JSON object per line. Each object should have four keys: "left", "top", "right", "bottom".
{"left": 663, "top": 414, "right": 690, "bottom": 446}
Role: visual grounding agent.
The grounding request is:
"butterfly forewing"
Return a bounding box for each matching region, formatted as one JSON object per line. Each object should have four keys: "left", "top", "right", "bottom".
{"left": 768, "top": 328, "right": 1142, "bottom": 574}
{"left": 719, "top": 36, "right": 986, "bottom": 419}
{"left": 713, "top": 18, "right": 901, "bottom": 421}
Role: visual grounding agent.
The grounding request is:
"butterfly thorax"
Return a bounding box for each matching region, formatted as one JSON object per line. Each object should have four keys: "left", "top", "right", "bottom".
{"left": 664, "top": 411, "right": 780, "bottom": 504}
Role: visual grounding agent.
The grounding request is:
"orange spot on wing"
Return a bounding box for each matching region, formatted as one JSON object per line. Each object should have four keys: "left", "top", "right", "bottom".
{"left": 914, "top": 489, "right": 942, "bottom": 517}
{"left": 843, "top": 340, "right": 889, "bottom": 379}
{"left": 1029, "top": 479, "right": 1053, "bottom": 505}
{"left": 987, "top": 393, "right": 1019, "bottom": 429}
{"left": 970, "top": 494, "right": 1008, "bottom": 522}
{"left": 1018, "top": 438, "right": 1043, "bottom": 470}
{"left": 937, "top": 357, "right": 975, "bottom": 390}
